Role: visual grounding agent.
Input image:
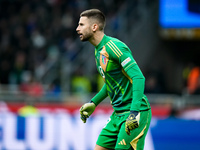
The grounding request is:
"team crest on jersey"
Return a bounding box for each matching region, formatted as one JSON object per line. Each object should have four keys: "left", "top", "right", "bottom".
{"left": 102, "top": 55, "right": 107, "bottom": 64}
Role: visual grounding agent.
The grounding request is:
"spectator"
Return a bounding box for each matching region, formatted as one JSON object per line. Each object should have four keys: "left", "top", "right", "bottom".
{"left": 145, "top": 75, "right": 162, "bottom": 93}
{"left": 187, "top": 66, "right": 200, "bottom": 94}
{"left": 10, "top": 51, "right": 27, "bottom": 84}
{"left": 20, "top": 73, "right": 44, "bottom": 102}
{"left": 71, "top": 68, "right": 92, "bottom": 98}
{"left": 193, "top": 76, "right": 200, "bottom": 95}
{"left": 28, "top": 78, "right": 44, "bottom": 101}
{"left": 18, "top": 100, "right": 39, "bottom": 117}
{"left": 46, "top": 79, "right": 61, "bottom": 99}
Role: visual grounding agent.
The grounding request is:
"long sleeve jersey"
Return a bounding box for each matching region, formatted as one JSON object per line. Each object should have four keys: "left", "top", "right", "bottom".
{"left": 91, "top": 34, "right": 151, "bottom": 112}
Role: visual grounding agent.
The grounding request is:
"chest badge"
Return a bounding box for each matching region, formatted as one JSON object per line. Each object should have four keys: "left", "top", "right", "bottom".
{"left": 100, "top": 46, "right": 109, "bottom": 72}
{"left": 102, "top": 55, "right": 107, "bottom": 64}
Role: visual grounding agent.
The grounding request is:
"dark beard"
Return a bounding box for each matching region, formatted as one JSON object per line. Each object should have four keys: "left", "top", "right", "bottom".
{"left": 81, "top": 32, "right": 93, "bottom": 42}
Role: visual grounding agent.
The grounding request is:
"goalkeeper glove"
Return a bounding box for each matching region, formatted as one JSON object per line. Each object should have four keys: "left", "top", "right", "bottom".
{"left": 125, "top": 111, "right": 140, "bottom": 135}
{"left": 79, "top": 102, "right": 96, "bottom": 123}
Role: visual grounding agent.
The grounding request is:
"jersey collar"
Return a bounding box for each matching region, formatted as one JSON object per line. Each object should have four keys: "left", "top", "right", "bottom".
{"left": 95, "top": 34, "right": 107, "bottom": 50}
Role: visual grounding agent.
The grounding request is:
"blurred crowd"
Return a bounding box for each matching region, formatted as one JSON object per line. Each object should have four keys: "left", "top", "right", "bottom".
{"left": 0, "top": 0, "right": 199, "bottom": 102}
{"left": 0, "top": 0, "right": 81, "bottom": 86}
{"left": 0, "top": 0, "right": 150, "bottom": 97}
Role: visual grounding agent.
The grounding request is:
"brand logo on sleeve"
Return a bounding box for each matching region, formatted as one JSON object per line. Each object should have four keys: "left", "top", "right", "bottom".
{"left": 121, "top": 57, "right": 131, "bottom": 67}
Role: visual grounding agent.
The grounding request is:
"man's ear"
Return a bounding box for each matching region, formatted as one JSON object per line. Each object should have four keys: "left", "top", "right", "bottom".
{"left": 92, "top": 24, "right": 98, "bottom": 32}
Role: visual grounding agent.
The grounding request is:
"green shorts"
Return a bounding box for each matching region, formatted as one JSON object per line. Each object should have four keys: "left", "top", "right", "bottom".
{"left": 96, "top": 109, "right": 151, "bottom": 150}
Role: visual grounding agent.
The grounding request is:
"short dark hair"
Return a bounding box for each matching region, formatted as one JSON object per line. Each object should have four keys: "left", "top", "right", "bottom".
{"left": 80, "top": 9, "right": 106, "bottom": 31}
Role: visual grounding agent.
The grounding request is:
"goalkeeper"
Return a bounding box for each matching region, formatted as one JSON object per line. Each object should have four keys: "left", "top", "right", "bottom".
{"left": 76, "top": 9, "right": 151, "bottom": 150}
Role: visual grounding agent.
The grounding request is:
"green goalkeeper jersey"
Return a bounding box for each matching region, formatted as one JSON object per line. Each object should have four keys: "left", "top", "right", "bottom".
{"left": 91, "top": 35, "right": 150, "bottom": 112}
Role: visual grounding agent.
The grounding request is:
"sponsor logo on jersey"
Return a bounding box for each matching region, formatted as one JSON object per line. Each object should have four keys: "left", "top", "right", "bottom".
{"left": 121, "top": 57, "right": 131, "bottom": 67}
{"left": 99, "top": 66, "right": 105, "bottom": 79}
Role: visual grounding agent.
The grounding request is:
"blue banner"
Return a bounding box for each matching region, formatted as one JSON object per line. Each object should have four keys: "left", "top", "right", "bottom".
{"left": 0, "top": 112, "right": 200, "bottom": 150}
{"left": 151, "top": 117, "right": 200, "bottom": 150}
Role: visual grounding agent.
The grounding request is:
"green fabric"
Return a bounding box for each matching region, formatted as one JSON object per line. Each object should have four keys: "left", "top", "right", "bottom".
{"left": 125, "top": 63, "right": 150, "bottom": 111}
{"left": 91, "top": 84, "right": 108, "bottom": 106}
{"left": 96, "top": 109, "right": 152, "bottom": 150}
{"left": 94, "top": 34, "right": 150, "bottom": 112}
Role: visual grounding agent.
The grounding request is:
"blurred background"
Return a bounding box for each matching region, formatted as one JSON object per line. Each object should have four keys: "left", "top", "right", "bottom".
{"left": 0, "top": 0, "right": 200, "bottom": 150}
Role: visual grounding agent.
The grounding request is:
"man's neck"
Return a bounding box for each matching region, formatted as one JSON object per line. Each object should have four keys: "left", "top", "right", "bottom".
{"left": 89, "top": 32, "right": 104, "bottom": 47}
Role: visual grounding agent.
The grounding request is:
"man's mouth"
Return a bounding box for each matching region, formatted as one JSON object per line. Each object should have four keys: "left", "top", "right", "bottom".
{"left": 78, "top": 33, "right": 83, "bottom": 38}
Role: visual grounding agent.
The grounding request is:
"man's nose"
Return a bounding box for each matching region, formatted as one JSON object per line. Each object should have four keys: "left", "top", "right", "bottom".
{"left": 76, "top": 26, "right": 79, "bottom": 32}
